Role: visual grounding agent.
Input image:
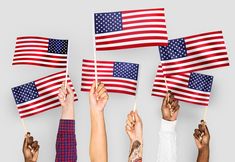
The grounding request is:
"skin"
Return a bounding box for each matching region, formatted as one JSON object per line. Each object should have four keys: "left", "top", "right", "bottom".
{"left": 58, "top": 82, "right": 75, "bottom": 120}
{"left": 161, "top": 91, "right": 180, "bottom": 121}
{"left": 89, "top": 81, "right": 109, "bottom": 162}
{"left": 23, "top": 132, "right": 40, "bottom": 162}
{"left": 125, "top": 111, "right": 143, "bottom": 162}
{"left": 194, "top": 121, "right": 210, "bottom": 162}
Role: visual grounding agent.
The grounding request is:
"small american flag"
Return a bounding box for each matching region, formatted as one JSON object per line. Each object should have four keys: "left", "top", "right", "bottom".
{"left": 95, "top": 8, "right": 168, "bottom": 51}
{"left": 81, "top": 59, "right": 139, "bottom": 96}
{"left": 12, "top": 71, "right": 78, "bottom": 118}
{"left": 152, "top": 65, "right": 213, "bottom": 106}
{"left": 159, "top": 31, "right": 229, "bottom": 75}
{"left": 12, "top": 36, "right": 68, "bottom": 68}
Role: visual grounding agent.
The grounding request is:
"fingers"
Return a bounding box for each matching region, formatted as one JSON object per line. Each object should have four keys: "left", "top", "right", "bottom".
{"left": 126, "top": 112, "right": 135, "bottom": 130}
{"left": 96, "top": 82, "right": 104, "bottom": 94}
{"left": 134, "top": 111, "right": 141, "bottom": 123}
{"left": 97, "top": 85, "right": 106, "bottom": 99}
{"left": 23, "top": 132, "right": 30, "bottom": 150}
{"left": 200, "top": 120, "right": 210, "bottom": 137}
{"left": 90, "top": 81, "right": 96, "bottom": 94}
{"left": 66, "top": 83, "right": 73, "bottom": 94}
{"left": 32, "top": 145, "right": 40, "bottom": 162}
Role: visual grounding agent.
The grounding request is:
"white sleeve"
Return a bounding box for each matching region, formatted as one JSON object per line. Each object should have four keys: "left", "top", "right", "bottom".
{"left": 157, "top": 119, "right": 177, "bottom": 162}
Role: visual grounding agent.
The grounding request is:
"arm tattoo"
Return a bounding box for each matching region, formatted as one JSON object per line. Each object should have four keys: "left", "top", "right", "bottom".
{"left": 129, "top": 140, "right": 143, "bottom": 162}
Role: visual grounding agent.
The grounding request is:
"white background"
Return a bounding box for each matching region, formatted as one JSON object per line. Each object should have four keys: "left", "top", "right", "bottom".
{"left": 0, "top": 0, "right": 234, "bottom": 161}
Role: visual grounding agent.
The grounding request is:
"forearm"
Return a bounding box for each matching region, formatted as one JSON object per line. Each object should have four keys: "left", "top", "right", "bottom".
{"left": 128, "top": 140, "right": 143, "bottom": 162}
{"left": 197, "top": 147, "right": 209, "bottom": 162}
{"left": 90, "top": 109, "right": 108, "bottom": 162}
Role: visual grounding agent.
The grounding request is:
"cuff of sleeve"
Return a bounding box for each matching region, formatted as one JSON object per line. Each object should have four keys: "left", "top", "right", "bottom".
{"left": 160, "top": 119, "right": 177, "bottom": 132}
{"left": 58, "top": 119, "right": 75, "bottom": 133}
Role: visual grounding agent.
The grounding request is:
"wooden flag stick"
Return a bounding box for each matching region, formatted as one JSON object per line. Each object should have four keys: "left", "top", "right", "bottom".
{"left": 203, "top": 107, "right": 208, "bottom": 121}
{"left": 133, "top": 98, "right": 137, "bottom": 112}
{"left": 92, "top": 13, "right": 98, "bottom": 89}
{"left": 133, "top": 65, "right": 140, "bottom": 112}
{"left": 21, "top": 118, "right": 28, "bottom": 134}
{"left": 64, "top": 42, "right": 69, "bottom": 100}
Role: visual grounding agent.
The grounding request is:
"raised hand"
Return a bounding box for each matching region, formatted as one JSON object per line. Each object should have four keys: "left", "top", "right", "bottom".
{"left": 23, "top": 132, "right": 40, "bottom": 162}
{"left": 89, "top": 81, "right": 109, "bottom": 112}
{"left": 58, "top": 82, "right": 75, "bottom": 119}
{"left": 161, "top": 91, "right": 180, "bottom": 121}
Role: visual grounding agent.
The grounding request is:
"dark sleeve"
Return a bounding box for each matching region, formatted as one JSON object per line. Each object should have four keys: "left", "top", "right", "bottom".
{"left": 55, "top": 119, "right": 77, "bottom": 162}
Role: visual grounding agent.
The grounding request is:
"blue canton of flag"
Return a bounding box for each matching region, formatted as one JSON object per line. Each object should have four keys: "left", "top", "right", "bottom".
{"left": 188, "top": 73, "right": 213, "bottom": 92}
{"left": 12, "top": 82, "right": 39, "bottom": 105}
{"left": 48, "top": 39, "right": 68, "bottom": 54}
{"left": 113, "top": 62, "right": 139, "bottom": 81}
{"left": 95, "top": 12, "right": 123, "bottom": 34}
{"left": 159, "top": 38, "right": 187, "bottom": 61}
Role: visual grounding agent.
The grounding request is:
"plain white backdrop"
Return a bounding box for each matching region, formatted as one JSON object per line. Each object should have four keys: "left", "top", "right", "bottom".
{"left": 0, "top": 0, "right": 234, "bottom": 161}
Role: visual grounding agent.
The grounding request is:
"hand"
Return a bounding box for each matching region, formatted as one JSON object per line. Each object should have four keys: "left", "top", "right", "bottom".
{"left": 58, "top": 82, "right": 75, "bottom": 119}
{"left": 23, "top": 132, "right": 40, "bottom": 162}
{"left": 194, "top": 120, "right": 210, "bottom": 151}
{"left": 161, "top": 91, "right": 180, "bottom": 121}
{"left": 89, "top": 81, "right": 109, "bottom": 112}
{"left": 125, "top": 111, "right": 143, "bottom": 143}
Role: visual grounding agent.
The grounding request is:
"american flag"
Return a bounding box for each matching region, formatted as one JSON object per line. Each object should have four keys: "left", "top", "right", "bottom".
{"left": 12, "top": 36, "right": 68, "bottom": 68}
{"left": 81, "top": 59, "right": 139, "bottom": 96}
{"left": 159, "top": 31, "right": 229, "bottom": 75}
{"left": 95, "top": 8, "right": 168, "bottom": 51}
{"left": 12, "top": 71, "right": 78, "bottom": 118}
{"left": 152, "top": 65, "right": 213, "bottom": 106}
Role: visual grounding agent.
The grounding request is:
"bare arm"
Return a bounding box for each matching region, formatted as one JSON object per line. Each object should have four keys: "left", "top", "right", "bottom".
{"left": 126, "top": 111, "right": 143, "bottom": 162}
{"left": 89, "top": 82, "right": 109, "bottom": 162}
{"left": 194, "top": 121, "right": 210, "bottom": 162}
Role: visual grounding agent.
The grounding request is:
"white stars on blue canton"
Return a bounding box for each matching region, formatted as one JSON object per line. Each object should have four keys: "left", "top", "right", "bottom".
{"left": 12, "top": 82, "right": 39, "bottom": 104}
{"left": 113, "top": 62, "right": 139, "bottom": 81}
{"left": 188, "top": 73, "right": 213, "bottom": 92}
{"left": 159, "top": 38, "right": 187, "bottom": 61}
{"left": 48, "top": 39, "right": 68, "bottom": 54}
{"left": 95, "top": 12, "right": 123, "bottom": 34}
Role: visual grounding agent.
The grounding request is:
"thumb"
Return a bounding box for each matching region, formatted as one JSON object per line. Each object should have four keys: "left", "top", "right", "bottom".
{"left": 23, "top": 132, "right": 30, "bottom": 151}
{"left": 90, "top": 81, "right": 96, "bottom": 95}
{"left": 66, "top": 83, "right": 73, "bottom": 94}
{"left": 134, "top": 111, "right": 141, "bottom": 122}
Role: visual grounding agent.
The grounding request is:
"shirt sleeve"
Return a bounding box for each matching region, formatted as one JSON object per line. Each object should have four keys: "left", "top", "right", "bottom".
{"left": 156, "top": 119, "right": 177, "bottom": 162}
{"left": 55, "top": 119, "right": 77, "bottom": 162}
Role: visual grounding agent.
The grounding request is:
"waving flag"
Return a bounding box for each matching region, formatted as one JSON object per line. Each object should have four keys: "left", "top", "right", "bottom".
{"left": 159, "top": 31, "right": 229, "bottom": 75}
{"left": 81, "top": 59, "right": 139, "bottom": 96}
{"left": 95, "top": 8, "right": 168, "bottom": 51}
{"left": 12, "top": 36, "right": 68, "bottom": 68}
{"left": 152, "top": 65, "right": 213, "bottom": 106}
{"left": 12, "top": 71, "right": 78, "bottom": 118}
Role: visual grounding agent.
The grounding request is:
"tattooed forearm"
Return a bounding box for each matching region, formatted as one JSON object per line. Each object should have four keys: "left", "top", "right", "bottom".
{"left": 128, "top": 140, "right": 143, "bottom": 162}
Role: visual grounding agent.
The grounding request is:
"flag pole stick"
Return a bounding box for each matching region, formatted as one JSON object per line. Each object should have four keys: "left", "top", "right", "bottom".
{"left": 20, "top": 118, "right": 28, "bottom": 133}
{"left": 64, "top": 42, "right": 69, "bottom": 100}
{"left": 92, "top": 13, "right": 98, "bottom": 89}
{"left": 203, "top": 107, "right": 208, "bottom": 121}
{"left": 133, "top": 65, "right": 140, "bottom": 112}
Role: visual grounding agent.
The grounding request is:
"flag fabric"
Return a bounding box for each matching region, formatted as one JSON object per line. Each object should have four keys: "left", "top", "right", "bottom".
{"left": 81, "top": 59, "right": 139, "bottom": 96}
{"left": 159, "top": 31, "right": 229, "bottom": 75}
{"left": 12, "top": 36, "right": 68, "bottom": 68}
{"left": 12, "top": 71, "right": 78, "bottom": 118}
{"left": 152, "top": 65, "right": 213, "bottom": 106}
{"left": 94, "top": 8, "right": 168, "bottom": 51}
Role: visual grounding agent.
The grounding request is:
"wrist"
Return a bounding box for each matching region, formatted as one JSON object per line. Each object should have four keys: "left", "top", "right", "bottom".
{"left": 90, "top": 106, "right": 104, "bottom": 114}
{"left": 199, "top": 145, "right": 210, "bottom": 153}
{"left": 61, "top": 107, "right": 74, "bottom": 119}
{"left": 131, "top": 138, "right": 143, "bottom": 145}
